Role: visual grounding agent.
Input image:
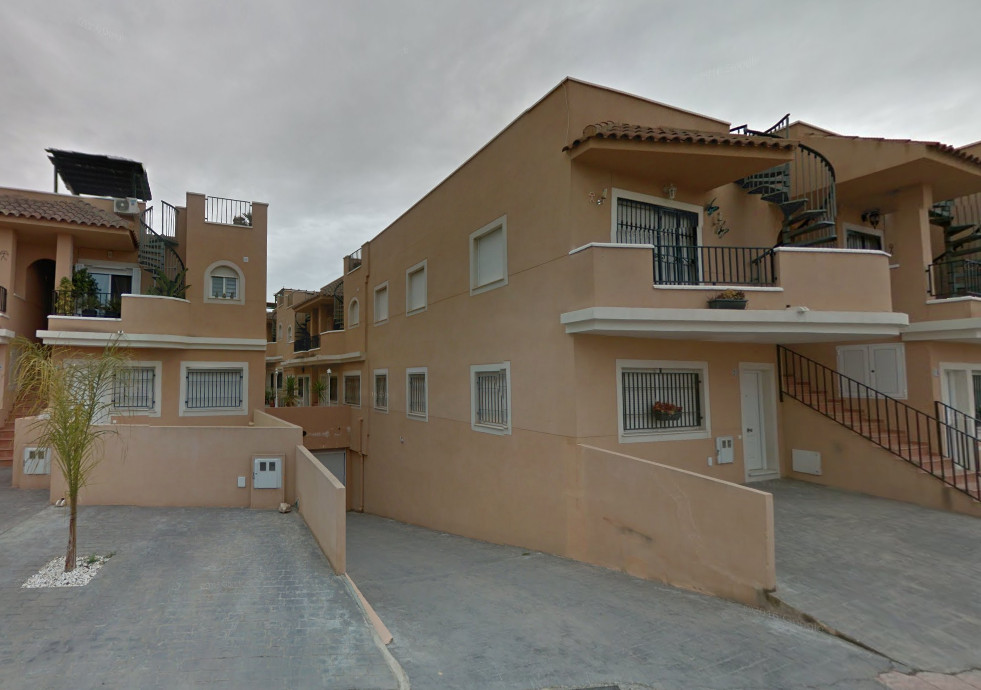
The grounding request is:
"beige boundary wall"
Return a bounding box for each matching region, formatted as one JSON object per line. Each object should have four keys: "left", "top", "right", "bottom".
{"left": 569, "top": 445, "right": 775, "bottom": 606}
{"left": 15, "top": 412, "right": 303, "bottom": 509}
{"left": 294, "top": 445, "right": 346, "bottom": 573}
{"left": 781, "top": 400, "right": 981, "bottom": 518}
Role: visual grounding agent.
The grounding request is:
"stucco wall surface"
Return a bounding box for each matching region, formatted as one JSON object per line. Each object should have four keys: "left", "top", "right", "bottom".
{"left": 295, "top": 445, "right": 346, "bottom": 574}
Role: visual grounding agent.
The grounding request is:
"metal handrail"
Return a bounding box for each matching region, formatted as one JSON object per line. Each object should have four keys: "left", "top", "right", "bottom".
{"left": 205, "top": 196, "right": 252, "bottom": 226}
{"left": 652, "top": 245, "right": 776, "bottom": 286}
{"left": 927, "top": 259, "right": 981, "bottom": 298}
{"left": 778, "top": 345, "right": 980, "bottom": 498}
{"left": 139, "top": 206, "right": 186, "bottom": 290}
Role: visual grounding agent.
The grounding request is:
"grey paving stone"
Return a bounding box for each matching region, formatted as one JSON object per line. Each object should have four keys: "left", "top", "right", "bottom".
{"left": 346, "top": 512, "right": 896, "bottom": 690}
{"left": 763, "top": 479, "right": 981, "bottom": 674}
{"left": 0, "top": 494, "right": 397, "bottom": 689}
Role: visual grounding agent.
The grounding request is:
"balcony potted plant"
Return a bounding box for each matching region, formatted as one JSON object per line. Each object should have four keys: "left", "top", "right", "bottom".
{"left": 653, "top": 401, "right": 683, "bottom": 422}
{"left": 71, "top": 268, "right": 100, "bottom": 317}
{"left": 312, "top": 379, "right": 328, "bottom": 406}
{"left": 708, "top": 289, "right": 747, "bottom": 310}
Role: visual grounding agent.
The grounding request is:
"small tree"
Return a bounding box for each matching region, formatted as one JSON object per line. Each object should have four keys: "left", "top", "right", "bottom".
{"left": 15, "top": 338, "right": 127, "bottom": 572}
{"left": 281, "top": 376, "right": 298, "bottom": 407}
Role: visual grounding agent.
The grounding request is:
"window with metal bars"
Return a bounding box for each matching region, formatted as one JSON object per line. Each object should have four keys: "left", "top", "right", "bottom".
{"left": 113, "top": 367, "right": 155, "bottom": 410}
{"left": 620, "top": 368, "right": 703, "bottom": 433}
{"left": 616, "top": 196, "right": 699, "bottom": 284}
{"left": 407, "top": 369, "right": 427, "bottom": 419}
{"left": 185, "top": 369, "right": 243, "bottom": 409}
{"left": 374, "top": 371, "right": 388, "bottom": 411}
{"left": 343, "top": 373, "right": 361, "bottom": 406}
{"left": 474, "top": 368, "right": 508, "bottom": 428}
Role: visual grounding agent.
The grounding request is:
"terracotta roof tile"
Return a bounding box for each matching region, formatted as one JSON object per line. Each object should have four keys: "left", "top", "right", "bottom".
{"left": 564, "top": 122, "right": 797, "bottom": 152}
{"left": 0, "top": 195, "right": 130, "bottom": 228}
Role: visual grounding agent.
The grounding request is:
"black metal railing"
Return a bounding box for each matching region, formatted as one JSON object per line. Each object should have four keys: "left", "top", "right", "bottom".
{"left": 621, "top": 369, "right": 703, "bottom": 432}
{"left": 935, "top": 401, "right": 981, "bottom": 474}
{"left": 293, "top": 333, "right": 320, "bottom": 353}
{"left": 51, "top": 290, "right": 124, "bottom": 318}
{"left": 332, "top": 281, "right": 345, "bottom": 330}
{"left": 653, "top": 245, "right": 776, "bottom": 286}
{"left": 185, "top": 369, "right": 243, "bottom": 409}
{"left": 205, "top": 196, "right": 253, "bottom": 226}
{"left": 112, "top": 367, "right": 155, "bottom": 409}
{"left": 927, "top": 259, "right": 981, "bottom": 299}
{"left": 347, "top": 248, "right": 362, "bottom": 272}
{"left": 139, "top": 206, "right": 186, "bottom": 291}
{"left": 159, "top": 200, "right": 177, "bottom": 238}
{"left": 0, "top": 285, "right": 7, "bottom": 313}
{"left": 778, "top": 345, "right": 980, "bottom": 499}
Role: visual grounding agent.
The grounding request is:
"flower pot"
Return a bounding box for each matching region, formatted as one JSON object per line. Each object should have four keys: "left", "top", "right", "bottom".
{"left": 708, "top": 298, "right": 747, "bottom": 310}
{"left": 653, "top": 409, "right": 683, "bottom": 422}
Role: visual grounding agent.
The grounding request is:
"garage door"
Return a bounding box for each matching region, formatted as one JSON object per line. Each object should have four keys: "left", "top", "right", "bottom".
{"left": 313, "top": 450, "right": 346, "bottom": 486}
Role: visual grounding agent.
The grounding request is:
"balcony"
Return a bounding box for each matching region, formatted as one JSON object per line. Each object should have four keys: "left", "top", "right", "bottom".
{"left": 293, "top": 332, "right": 321, "bottom": 353}
{"left": 561, "top": 243, "right": 906, "bottom": 343}
{"left": 204, "top": 196, "right": 253, "bottom": 226}
{"left": 52, "top": 290, "right": 122, "bottom": 318}
{"left": 927, "top": 260, "right": 981, "bottom": 300}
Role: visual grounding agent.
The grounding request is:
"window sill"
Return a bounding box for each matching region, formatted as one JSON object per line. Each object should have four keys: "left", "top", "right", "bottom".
{"left": 619, "top": 429, "right": 709, "bottom": 443}
{"left": 472, "top": 423, "right": 511, "bottom": 436}
{"left": 470, "top": 278, "right": 507, "bottom": 296}
{"left": 407, "top": 412, "right": 428, "bottom": 422}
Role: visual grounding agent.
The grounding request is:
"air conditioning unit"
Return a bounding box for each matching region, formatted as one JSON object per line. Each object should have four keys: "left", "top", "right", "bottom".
{"left": 113, "top": 197, "right": 140, "bottom": 215}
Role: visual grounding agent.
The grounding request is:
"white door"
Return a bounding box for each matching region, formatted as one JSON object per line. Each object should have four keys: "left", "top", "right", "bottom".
{"left": 297, "top": 376, "right": 310, "bottom": 407}
{"left": 836, "top": 344, "right": 906, "bottom": 398}
{"left": 740, "top": 365, "right": 777, "bottom": 480}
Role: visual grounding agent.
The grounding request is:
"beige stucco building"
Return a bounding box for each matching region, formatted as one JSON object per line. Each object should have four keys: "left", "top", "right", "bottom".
{"left": 266, "top": 79, "right": 981, "bottom": 603}
{"left": 5, "top": 151, "right": 301, "bottom": 510}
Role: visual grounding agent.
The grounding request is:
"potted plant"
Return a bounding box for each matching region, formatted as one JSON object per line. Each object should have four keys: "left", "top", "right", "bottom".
{"left": 146, "top": 268, "right": 189, "bottom": 299}
{"left": 282, "top": 376, "right": 298, "bottom": 407}
{"left": 55, "top": 276, "right": 76, "bottom": 316}
{"left": 264, "top": 388, "right": 275, "bottom": 407}
{"left": 71, "top": 268, "right": 100, "bottom": 316}
{"left": 708, "top": 289, "right": 747, "bottom": 310}
{"left": 653, "top": 401, "right": 683, "bottom": 422}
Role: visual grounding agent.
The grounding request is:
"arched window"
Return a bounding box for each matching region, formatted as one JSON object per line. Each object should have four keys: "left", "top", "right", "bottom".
{"left": 278, "top": 323, "right": 282, "bottom": 340}
{"left": 204, "top": 262, "right": 244, "bottom": 303}
{"left": 287, "top": 325, "right": 293, "bottom": 342}
{"left": 349, "top": 299, "right": 360, "bottom": 327}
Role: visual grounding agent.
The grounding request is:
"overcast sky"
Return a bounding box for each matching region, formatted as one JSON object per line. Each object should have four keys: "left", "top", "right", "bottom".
{"left": 2, "top": 0, "right": 979, "bottom": 298}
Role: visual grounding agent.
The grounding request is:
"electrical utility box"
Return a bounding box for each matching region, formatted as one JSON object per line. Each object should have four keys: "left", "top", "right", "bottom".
{"left": 23, "top": 447, "right": 50, "bottom": 475}
{"left": 715, "top": 436, "right": 735, "bottom": 464}
{"left": 253, "top": 457, "right": 282, "bottom": 489}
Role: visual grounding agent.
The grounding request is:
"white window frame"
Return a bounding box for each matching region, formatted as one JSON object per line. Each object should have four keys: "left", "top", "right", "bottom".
{"left": 373, "top": 282, "right": 389, "bottom": 325}
{"left": 349, "top": 298, "right": 360, "bottom": 328}
{"left": 179, "top": 361, "right": 248, "bottom": 417}
{"left": 616, "top": 359, "right": 711, "bottom": 443}
{"left": 373, "top": 369, "right": 389, "bottom": 412}
{"left": 470, "top": 362, "right": 512, "bottom": 435}
{"left": 203, "top": 261, "right": 245, "bottom": 304}
{"left": 77, "top": 259, "right": 142, "bottom": 295}
{"left": 609, "top": 189, "right": 703, "bottom": 245}
{"left": 111, "top": 361, "right": 162, "bottom": 417}
{"left": 343, "top": 371, "right": 361, "bottom": 407}
{"left": 469, "top": 216, "right": 508, "bottom": 295}
{"left": 406, "top": 367, "right": 428, "bottom": 421}
{"left": 405, "top": 260, "right": 428, "bottom": 316}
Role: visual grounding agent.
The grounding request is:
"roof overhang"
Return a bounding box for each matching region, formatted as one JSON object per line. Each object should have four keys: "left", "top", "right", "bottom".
{"left": 568, "top": 139, "right": 794, "bottom": 191}
{"left": 282, "top": 351, "right": 363, "bottom": 367}
{"left": 902, "top": 318, "right": 981, "bottom": 344}
{"left": 0, "top": 216, "right": 137, "bottom": 250}
{"left": 292, "top": 293, "right": 332, "bottom": 313}
{"left": 836, "top": 155, "right": 981, "bottom": 209}
{"left": 560, "top": 307, "right": 909, "bottom": 343}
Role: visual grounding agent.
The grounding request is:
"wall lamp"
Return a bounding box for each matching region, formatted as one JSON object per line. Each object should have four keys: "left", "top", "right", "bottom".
{"left": 663, "top": 183, "right": 678, "bottom": 200}
{"left": 861, "top": 209, "right": 881, "bottom": 229}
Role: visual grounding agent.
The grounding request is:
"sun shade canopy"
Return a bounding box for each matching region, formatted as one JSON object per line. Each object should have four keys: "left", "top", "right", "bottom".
{"left": 47, "top": 148, "right": 152, "bottom": 200}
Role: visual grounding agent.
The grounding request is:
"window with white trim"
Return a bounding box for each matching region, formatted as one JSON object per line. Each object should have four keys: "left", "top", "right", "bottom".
{"left": 209, "top": 266, "right": 239, "bottom": 300}
{"left": 470, "top": 362, "right": 511, "bottom": 434}
{"left": 349, "top": 298, "right": 360, "bottom": 327}
{"left": 406, "top": 367, "right": 427, "bottom": 420}
{"left": 185, "top": 368, "right": 244, "bottom": 410}
{"left": 374, "top": 283, "right": 389, "bottom": 324}
{"left": 343, "top": 372, "right": 361, "bottom": 406}
{"left": 470, "top": 217, "right": 508, "bottom": 295}
{"left": 845, "top": 227, "right": 884, "bottom": 251}
{"left": 112, "top": 366, "right": 156, "bottom": 411}
{"left": 374, "top": 369, "right": 388, "bottom": 411}
{"left": 406, "top": 260, "right": 427, "bottom": 315}
{"left": 616, "top": 360, "right": 710, "bottom": 442}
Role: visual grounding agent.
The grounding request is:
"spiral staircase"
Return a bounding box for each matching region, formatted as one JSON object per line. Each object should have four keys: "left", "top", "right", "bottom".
{"left": 138, "top": 202, "right": 185, "bottom": 288}
{"left": 730, "top": 116, "right": 838, "bottom": 248}
{"left": 928, "top": 193, "right": 981, "bottom": 298}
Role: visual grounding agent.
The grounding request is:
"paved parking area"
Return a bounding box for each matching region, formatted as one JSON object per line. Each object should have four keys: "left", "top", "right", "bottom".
{"left": 0, "top": 466, "right": 47, "bottom": 534}
{"left": 347, "top": 512, "right": 899, "bottom": 690}
{"left": 0, "top": 481, "right": 397, "bottom": 689}
{"left": 764, "top": 479, "right": 981, "bottom": 674}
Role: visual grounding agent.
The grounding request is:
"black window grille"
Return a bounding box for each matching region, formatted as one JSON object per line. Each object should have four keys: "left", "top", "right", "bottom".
{"left": 621, "top": 369, "right": 703, "bottom": 432}
{"left": 374, "top": 373, "right": 388, "bottom": 409}
{"left": 407, "top": 372, "right": 427, "bottom": 417}
{"left": 343, "top": 374, "right": 361, "bottom": 406}
{"left": 113, "top": 367, "right": 155, "bottom": 409}
{"left": 845, "top": 229, "right": 883, "bottom": 251}
{"left": 617, "top": 198, "right": 699, "bottom": 284}
{"left": 474, "top": 369, "right": 509, "bottom": 428}
{"left": 185, "top": 369, "right": 243, "bottom": 409}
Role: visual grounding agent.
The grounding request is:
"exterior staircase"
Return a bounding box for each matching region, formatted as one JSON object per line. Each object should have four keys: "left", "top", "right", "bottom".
{"left": 0, "top": 396, "right": 42, "bottom": 467}
{"left": 778, "top": 345, "right": 981, "bottom": 501}
{"left": 139, "top": 202, "right": 185, "bottom": 287}
{"left": 731, "top": 116, "right": 838, "bottom": 248}
{"left": 928, "top": 194, "right": 981, "bottom": 298}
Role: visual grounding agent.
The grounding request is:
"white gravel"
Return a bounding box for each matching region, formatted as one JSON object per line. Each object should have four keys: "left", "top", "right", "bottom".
{"left": 22, "top": 554, "right": 113, "bottom": 588}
